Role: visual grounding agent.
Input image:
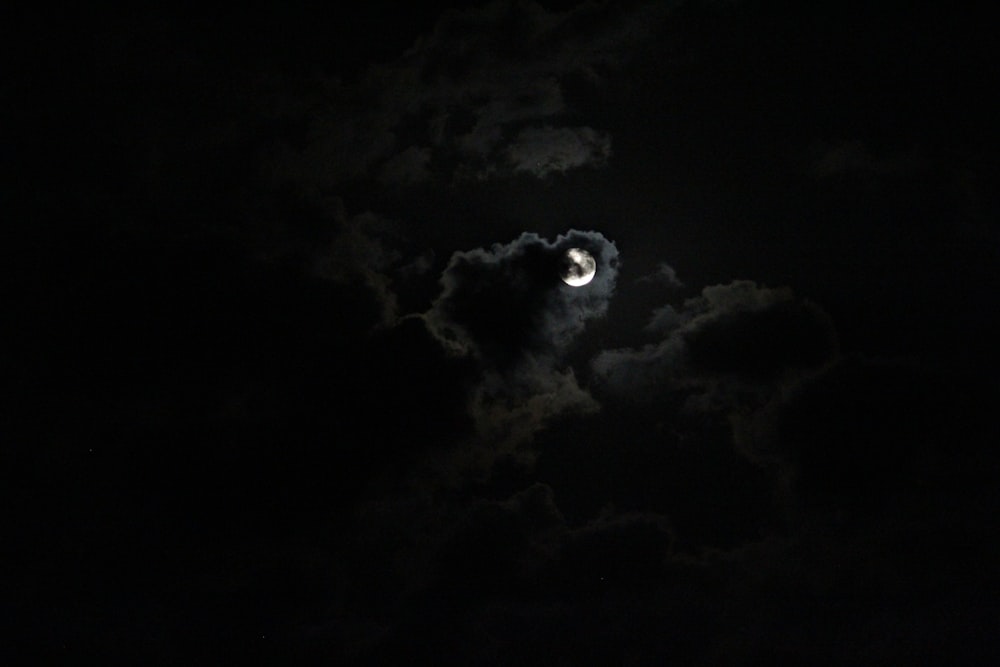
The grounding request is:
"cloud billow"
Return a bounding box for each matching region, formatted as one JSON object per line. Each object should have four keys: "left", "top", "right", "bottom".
{"left": 421, "top": 229, "right": 617, "bottom": 458}
{"left": 268, "top": 1, "right": 674, "bottom": 187}
{"left": 592, "top": 280, "right": 838, "bottom": 397}
{"left": 506, "top": 125, "right": 612, "bottom": 178}
{"left": 427, "top": 229, "right": 619, "bottom": 368}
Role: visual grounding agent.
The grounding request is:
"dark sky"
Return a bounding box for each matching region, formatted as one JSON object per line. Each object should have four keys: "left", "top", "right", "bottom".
{"left": 7, "top": 2, "right": 1000, "bottom": 664}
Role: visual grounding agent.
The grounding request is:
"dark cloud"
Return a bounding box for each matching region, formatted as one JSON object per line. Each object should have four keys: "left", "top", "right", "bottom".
{"left": 812, "top": 139, "right": 931, "bottom": 181}
{"left": 452, "top": 77, "right": 567, "bottom": 160}
{"left": 560, "top": 509, "right": 675, "bottom": 587}
{"left": 642, "top": 303, "right": 682, "bottom": 334}
{"left": 592, "top": 280, "right": 837, "bottom": 398}
{"left": 773, "top": 359, "right": 948, "bottom": 516}
{"left": 436, "top": 483, "right": 566, "bottom": 596}
{"left": 421, "top": 229, "right": 617, "bottom": 462}
{"left": 427, "top": 229, "right": 619, "bottom": 365}
{"left": 267, "top": 0, "right": 674, "bottom": 187}
{"left": 505, "top": 125, "right": 612, "bottom": 177}
{"left": 430, "top": 483, "right": 675, "bottom": 598}
{"left": 637, "top": 261, "right": 684, "bottom": 289}
{"left": 465, "top": 362, "right": 599, "bottom": 465}
{"left": 377, "top": 145, "right": 433, "bottom": 185}
{"left": 683, "top": 296, "right": 838, "bottom": 381}
{"left": 311, "top": 208, "right": 405, "bottom": 326}
{"left": 586, "top": 279, "right": 839, "bottom": 505}
{"left": 14, "top": 2, "right": 998, "bottom": 664}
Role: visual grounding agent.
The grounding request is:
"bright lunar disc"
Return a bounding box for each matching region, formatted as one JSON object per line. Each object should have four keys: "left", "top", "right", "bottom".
{"left": 560, "top": 247, "right": 597, "bottom": 287}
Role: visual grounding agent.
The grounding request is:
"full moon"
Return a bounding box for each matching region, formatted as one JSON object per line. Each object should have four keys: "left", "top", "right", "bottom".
{"left": 560, "top": 247, "right": 597, "bottom": 287}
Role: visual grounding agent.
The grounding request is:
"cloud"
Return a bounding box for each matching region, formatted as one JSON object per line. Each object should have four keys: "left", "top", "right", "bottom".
{"left": 811, "top": 139, "right": 930, "bottom": 181}
{"left": 643, "top": 303, "right": 682, "bottom": 334}
{"left": 469, "top": 364, "right": 599, "bottom": 463}
{"left": 422, "top": 229, "right": 617, "bottom": 461}
{"left": 590, "top": 279, "right": 840, "bottom": 484}
{"left": 592, "top": 280, "right": 837, "bottom": 398}
{"left": 266, "top": 1, "right": 675, "bottom": 187}
{"left": 311, "top": 209, "right": 404, "bottom": 326}
{"left": 637, "top": 261, "right": 684, "bottom": 288}
{"left": 454, "top": 77, "right": 567, "bottom": 158}
{"left": 772, "top": 359, "right": 947, "bottom": 515}
{"left": 505, "top": 125, "right": 612, "bottom": 177}
{"left": 426, "top": 229, "right": 619, "bottom": 365}
{"left": 436, "top": 483, "right": 567, "bottom": 595}
{"left": 435, "top": 482, "right": 675, "bottom": 600}
{"left": 559, "top": 509, "right": 675, "bottom": 588}
{"left": 378, "top": 145, "right": 432, "bottom": 185}
{"left": 682, "top": 289, "right": 838, "bottom": 381}
{"left": 396, "top": 249, "right": 435, "bottom": 278}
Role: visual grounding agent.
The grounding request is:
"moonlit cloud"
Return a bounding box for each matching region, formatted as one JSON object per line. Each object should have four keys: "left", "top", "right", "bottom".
{"left": 266, "top": 1, "right": 674, "bottom": 188}
{"left": 592, "top": 280, "right": 837, "bottom": 396}
{"left": 506, "top": 125, "right": 612, "bottom": 177}
{"left": 422, "top": 229, "right": 617, "bottom": 458}
{"left": 425, "top": 229, "right": 619, "bottom": 364}
{"left": 642, "top": 303, "right": 682, "bottom": 334}
{"left": 469, "top": 364, "right": 599, "bottom": 461}
{"left": 637, "top": 261, "right": 684, "bottom": 288}
{"left": 27, "top": 2, "right": 995, "bottom": 664}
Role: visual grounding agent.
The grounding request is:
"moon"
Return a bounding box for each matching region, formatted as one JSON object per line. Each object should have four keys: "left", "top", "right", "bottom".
{"left": 560, "top": 247, "right": 597, "bottom": 287}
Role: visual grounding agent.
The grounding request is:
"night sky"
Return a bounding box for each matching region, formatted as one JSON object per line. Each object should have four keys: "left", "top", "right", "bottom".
{"left": 7, "top": 2, "right": 1000, "bottom": 664}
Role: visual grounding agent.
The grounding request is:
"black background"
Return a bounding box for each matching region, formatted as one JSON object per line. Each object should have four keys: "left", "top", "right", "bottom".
{"left": 6, "top": 2, "right": 999, "bottom": 664}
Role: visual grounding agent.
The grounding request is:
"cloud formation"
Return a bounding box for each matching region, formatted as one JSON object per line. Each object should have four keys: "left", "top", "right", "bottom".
{"left": 812, "top": 139, "right": 930, "bottom": 181}
{"left": 378, "top": 145, "right": 433, "bottom": 185}
{"left": 592, "top": 280, "right": 837, "bottom": 398}
{"left": 421, "top": 229, "right": 617, "bottom": 460}
{"left": 638, "top": 261, "right": 684, "bottom": 289}
{"left": 506, "top": 125, "right": 612, "bottom": 177}
{"left": 267, "top": 1, "right": 674, "bottom": 186}
{"left": 426, "top": 229, "right": 619, "bottom": 365}
{"left": 310, "top": 208, "right": 405, "bottom": 326}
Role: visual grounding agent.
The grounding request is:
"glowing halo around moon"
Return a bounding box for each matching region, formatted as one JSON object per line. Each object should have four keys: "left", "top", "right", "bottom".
{"left": 560, "top": 247, "right": 597, "bottom": 287}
